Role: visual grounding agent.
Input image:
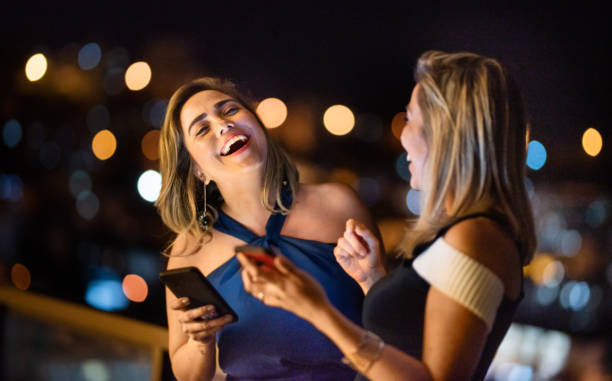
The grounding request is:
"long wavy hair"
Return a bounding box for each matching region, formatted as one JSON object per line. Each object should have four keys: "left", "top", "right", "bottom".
{"left": 156, "top": 77, "right": 298, "bottom": 255}
{"left": 400, "top": 51, "right": 536, "bottom": 265}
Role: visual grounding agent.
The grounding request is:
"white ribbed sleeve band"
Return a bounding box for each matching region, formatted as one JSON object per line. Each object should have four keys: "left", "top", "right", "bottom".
{"left": 412, "top": 238, "right": 504, "bottom": 332}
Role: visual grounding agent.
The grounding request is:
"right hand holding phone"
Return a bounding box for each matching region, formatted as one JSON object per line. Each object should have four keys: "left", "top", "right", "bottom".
{"left": 170, "top": 297, "right": 234, "bottom": 345}
{"left": 334, "top": 219, "right": 385, "bottom": 287}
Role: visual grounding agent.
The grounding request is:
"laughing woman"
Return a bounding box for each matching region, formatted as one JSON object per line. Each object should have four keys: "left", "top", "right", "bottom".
{"left": 238, "top": 51, "right": 536, "bottom": 381}
{"left": 156, "top": 78, "right": 379, "bottom": 380}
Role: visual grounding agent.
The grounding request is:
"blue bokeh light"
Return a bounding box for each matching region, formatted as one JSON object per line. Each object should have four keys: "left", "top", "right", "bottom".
{"left": 3, "top": 119, "right": 22, "bottom": 147}
{"left": 78, "top": 43, "right": 102, "bottom": 70}
{"left": 85, "top": 267, "right": 129, "bottom": 311}
{"left": 395, "top": 153, "right": 411, "bottom": 181}
{"left": 526, "top": 140, "right": 547, "bottom": 170}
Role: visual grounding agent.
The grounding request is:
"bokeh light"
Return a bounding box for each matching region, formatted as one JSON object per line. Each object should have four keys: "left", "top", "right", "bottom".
{"left": 0, "top": 174, "right": 24, "bottom": 202}
{"left": 328, "top": 168, "right": 358, "bottom": 188}
{"left": 78, "top": 42, "right": 102, "bottom": 70}
{"left": 122, "top": 274, "right": 148, "bottom": 302}
{"left": 81, "top": 359, "right": 110, "bottom": 381}
{"left": 104, "top": 68, "right": 125, "bottom": 95}
{"left": 11, "top": 263, "right": 31, "bottom": 290}
{"left": 581, "top": 127, "right": 602, "bottom": 157}
{"left": 85, "top": 267, "right": 129, "bottom": 311}
{"left": 391, "top": 112, "right": 406, "bottom": 140}
{"left": 143, "top": 98, "right": 168, "bottom": 128}
{"left": 323, "top": 104, "right": 355, "bottom": 136}
{"left": 91, "top": 129, "right": 117, "bottom": 160}
{"left": 141, "top": 130, "right": 160, "bottom": 161}
{"left": 76, "top": 190, "right": 100, "bottom": 220}
{"left": 526, "top": 140, "right": 547, "bottom": 170}
{"left": 405, "top": 188, "right": 421, "bottom": 215}
{"left": 124, "top": 61, "right": 152, "bottom": 91}
{"left": 137, "top": 170, "right": 161, "bottom": 202}
{"left": 69, "top": 170, "right": 92, "bottom": 197}
{"left": 395, "top": 153, "right": 411, "bottom": 181}
{"left": 25, "top": 53, "right": 47, "bottom": 81}
{"left": 256, "top": 97, "right": 288, "bottom": 128}
{"left": 3, "top": 119, "right": 22, "bottom": 147}
{"left": 558, "top": 229, "right": 581, "bottom": 257}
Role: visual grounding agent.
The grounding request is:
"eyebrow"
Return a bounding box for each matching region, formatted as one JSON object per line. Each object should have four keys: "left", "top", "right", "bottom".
{"left": 187, "top": 98, "right": 235, "bottom": 135}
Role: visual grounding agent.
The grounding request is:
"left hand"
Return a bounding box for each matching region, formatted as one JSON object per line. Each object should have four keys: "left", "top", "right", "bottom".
{"left": 237, "top": 252, "right": 329, "bottom": 321}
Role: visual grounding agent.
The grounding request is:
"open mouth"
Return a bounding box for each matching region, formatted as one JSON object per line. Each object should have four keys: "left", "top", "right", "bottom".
{"left": 220, "top": 135, "right": 250, "bottom": 156}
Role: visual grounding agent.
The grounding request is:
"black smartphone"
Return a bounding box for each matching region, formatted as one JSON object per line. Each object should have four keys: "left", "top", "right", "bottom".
{"left": 159, "top": 266, "right": 238, "bottom": 321}
{"left": 235, "top": 244, "right": 276, "bottom": 270}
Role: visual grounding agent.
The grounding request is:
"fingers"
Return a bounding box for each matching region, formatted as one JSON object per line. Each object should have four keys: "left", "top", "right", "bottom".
{"left": 183, "top": 314, "right": 235, "bottom": 342}
{"left": 353, "top": 222, "right": 379, "bottom": 253}
{"left": 170, "top": 297, "right": 190, "bottom": 310}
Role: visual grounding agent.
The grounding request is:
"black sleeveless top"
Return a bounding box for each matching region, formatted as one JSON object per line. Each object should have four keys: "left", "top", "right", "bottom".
{"left": 360, "top": 213, "right": 524, "bottom": 381}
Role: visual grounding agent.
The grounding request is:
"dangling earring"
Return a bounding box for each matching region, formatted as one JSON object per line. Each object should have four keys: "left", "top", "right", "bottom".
{"left": 198, "top": 181, "right": 211, "bottom": 232}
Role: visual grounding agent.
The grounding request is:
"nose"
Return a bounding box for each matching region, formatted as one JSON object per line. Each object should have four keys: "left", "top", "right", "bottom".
{"left": 214, "top": 120, "right": 234, "bottom": 137}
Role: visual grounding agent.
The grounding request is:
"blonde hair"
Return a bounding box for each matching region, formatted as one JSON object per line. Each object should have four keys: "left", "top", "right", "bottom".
{"left": 401, "top": 51, "right": 536, "bottom": 265}
{"left": 155, "top": 77, "right": 298, "bottom": 255}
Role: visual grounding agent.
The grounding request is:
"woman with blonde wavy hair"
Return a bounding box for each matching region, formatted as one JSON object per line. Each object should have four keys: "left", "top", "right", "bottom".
{"left": 238, "top": 51, "right": 536, "bottom": 380}
{"left": 156, "top": 77, "right": 378, "bottom": 380}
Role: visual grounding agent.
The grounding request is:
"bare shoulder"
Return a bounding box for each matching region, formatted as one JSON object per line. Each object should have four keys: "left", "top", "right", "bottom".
{"left": 165, "top": 232, "right": 200, "bottom": 270}
{"left": 286, "top": 182, "right": 377, "bottom": 243}
{"left": 443, "top": 217, "right": 521, "bottom": 296}
{"left": 165, "top": 231, "right": 232, "bottom": 276}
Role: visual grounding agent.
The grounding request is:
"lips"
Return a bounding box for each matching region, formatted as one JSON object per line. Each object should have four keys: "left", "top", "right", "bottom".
{"left": 220, "top": 134, "right": 250, "bottom": 156}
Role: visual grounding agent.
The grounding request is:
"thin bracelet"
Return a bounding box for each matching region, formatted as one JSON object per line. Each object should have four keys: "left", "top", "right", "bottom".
{"left": 342, "top": 330, "right": 385, "bottom": 374}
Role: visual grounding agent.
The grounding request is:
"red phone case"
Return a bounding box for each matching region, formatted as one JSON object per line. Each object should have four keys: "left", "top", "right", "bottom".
{"left": 235, "top": 245, "right": 276, "bottom": 270}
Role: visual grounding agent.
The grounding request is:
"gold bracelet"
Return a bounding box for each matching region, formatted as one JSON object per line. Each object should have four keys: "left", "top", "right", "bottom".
{"left": 341, "top": 330, "right": 385, "bottom": 374}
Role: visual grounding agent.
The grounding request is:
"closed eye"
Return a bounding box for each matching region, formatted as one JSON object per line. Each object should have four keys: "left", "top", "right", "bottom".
{"left": 224, "top": 106, "right": 239, "bottom": 116}
{"left": 196, "top": 124, "right": 209, "bottom": 136}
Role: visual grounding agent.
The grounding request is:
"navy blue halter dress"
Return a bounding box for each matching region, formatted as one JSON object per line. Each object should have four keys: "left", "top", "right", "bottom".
{"left": 207, "top": 195, "right": 363, "bottom": 380}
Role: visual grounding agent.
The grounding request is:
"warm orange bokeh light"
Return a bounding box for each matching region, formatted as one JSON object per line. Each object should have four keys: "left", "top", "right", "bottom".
{"left": 328, "top": 168, "right": 358, "bottom": 189}
{"left": 11, "top": 263, "right": 31, "bottom": 291}
{"left": 141, "top": 130, "right": 160, "bottom": 161}
{"left": 92, "top": 129, "right": 117, "bottom": 160}
{"left": 256, "top": 98, "right": 288, "bottom": 128}
{"left": 122, "top": 274, "right": 148, "bottom": 302}
{"left": 582, "top": 127, "right": 602, "bottom": 157}
{"left": 391, "top": 112, "right": 406, "bottom": 140}
{"left": 125, "top": 61, "right": 152, "bottom": 91}
{"left": 323, "top": 105, "right": 355, "bottom": 136}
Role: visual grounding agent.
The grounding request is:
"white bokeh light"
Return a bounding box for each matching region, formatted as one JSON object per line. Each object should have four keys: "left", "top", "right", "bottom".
{"left": 137, "top": 170, "right": 161, "bottom": 202}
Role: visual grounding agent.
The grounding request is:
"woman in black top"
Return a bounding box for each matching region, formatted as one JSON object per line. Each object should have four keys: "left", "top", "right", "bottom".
{"left": 237, "top": 50, "right": 536, "bottom": 380}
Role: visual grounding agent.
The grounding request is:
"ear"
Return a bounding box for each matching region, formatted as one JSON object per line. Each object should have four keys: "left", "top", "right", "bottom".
{"left": 193, "top": 164, "right": 211, "bottom": 185}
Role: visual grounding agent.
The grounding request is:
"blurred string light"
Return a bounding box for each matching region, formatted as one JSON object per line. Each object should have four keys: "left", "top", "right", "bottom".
{"left": 354, "top": 113, "right": 383, "bottom": 143}
{"left": 526, "top": 140, "right": 546, "bottom": 170}
{"left": 391, "top": 112, "right": 406, "bottom": 139}
{"left": 25, "top": 53, "right": 47, "bottom": 81}
{"left": 124, "top": 61, "right": 151, "bottom": 91}
{"left": 141, "top": 130, "right": 160, "bottom": 161}
{"left": 395, "top": 153, "right": 411, "bottom": 181}
{"left": 0, "top": 174, "right": 24, "bottom": 202}
{"left": 542, "top": 260, "right": 565, "bottom": 287}
{"left": 256, "top": 97, "right": 287, "bottom": 128}
{"left": 78, "top": 42, "right": 102, "bottom": 70}
{"left": 536, "top": 284, "right": 559, "bottom": 306}
{"left": 559, "top": 281, "right": 590, "bottom": 311}
{"left": 85, "top": 267, "right": 129, "bottom": 311}
{"left": 87, "top": 104, "right": 110, "bottom": 133}
{"left": 91, "top": 129, "right": 117, "bottom": 160}
{"left": 405, "top": 188, "right": 421, "bottom": 215}
{"left": 3, "top": 119, "right": 22, "bottom": 147}
{"left": 137, "top": 170, "right": 161, "bottom": 202}
{"left": 581, "top": 127, "right": 602, "bottom": 157}
{"left": 81, "top": 359, "right": 109, "bottom": 381}
{"left": 356, "top": 177, "right": 381, "bottom": 206}
{"left": 39, "top": 141, "right": 61, "bottom": 169}
{"left": 122, "top": 274, "right": 148, "bottom": 302}
{"left": 69, "top": 170, "right": 92, "bottom": 197}
{"left": 323, "top": 104, "right": 355, "bottom": 136}
{"left": 76, "top": 190, "right": 100, "bottom": 220}
{"left": 143, "top": 98, "right": 168, "bottom": 128}
{"left": 11, "top": 263, "right": 31, "bottom": 291}
{"left": 585, "top": 199, "right": 608, "bottom": 228}
{"left": 558, "top": 229, "right": 582, "bottom": 257}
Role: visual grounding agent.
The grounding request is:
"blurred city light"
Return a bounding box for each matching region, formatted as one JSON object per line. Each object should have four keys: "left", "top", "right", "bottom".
{"left": 92, "top": 129, "right": 117, "bottom": 160}
{"left": 405, "top": 188, "right": 421, "bottom": 215}
{"left": 323, "top": 104, "right": 355, "bottom": 136}
{"left": 78, "top": 42, "right": 102, "bottom": 70}
{"left": 558, "top": 229, "right": 582, "bottom": 257}
{"left": 124, "top": 61, "right": 151, "bottom": 91}
{"left": 256, "top": 97, "right": 288, "bottom": 128}
{"left": 87, "top": 104, "right": 110, "bottom": 133}
{"left": 581, "top": 127, "right": 602, "bottom": 157}
{"left": 69, "top": 170, "right": 92, "bottom": 197}
{"left": 122, "top": 274, "right": 148, "bottom": 302}
{"left": 141, "top": 130, "right": 160, "bottom": 161}
{"left": 0, "top": 174, "right": 24, "bottom": 202}
{"left": 395, "top": 153, "right": 411, "bottom": 181}
{"left": 10, "top": 263, "right": 31, "bottom": 291}
{"left": 76, "top": 190, "right": 100, "bottom": 220}
{"left": 25, "top": 53, "right": 47, "bottom": 81}
{"left": 81, "top": 359, "right": 110, "bottom": 381}
{"left": 143, "top": 98, "right": 168, "bottom": 128}
{"left": 85, "top": 268, "right": 129, "bottom": 311}
{"left": 542, "top": 260, "right": 565, "bottom": 287}
{"left": 137, "top": 170, "right": 161, "bottom": 202}
{"left": 585, "top": 199, "right": 608, "bottom": 228}
{"left": 526, "top": 140, "right": 547, "bottom": 170}
{"left": 3, "top": 119, "right": 22, "bottom": 147}
{"left": 536, "top": 284, "right": 559, "bottom": 306}
{"left": 391, "top": 112, "right": 406, "bottom": 140}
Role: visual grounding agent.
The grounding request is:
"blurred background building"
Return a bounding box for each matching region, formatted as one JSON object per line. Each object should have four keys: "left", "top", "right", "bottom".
{"left": 0, "top": 2, "right": 610, "bottom": 380}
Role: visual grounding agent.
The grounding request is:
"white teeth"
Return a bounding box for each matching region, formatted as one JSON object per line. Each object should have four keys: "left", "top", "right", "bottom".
{"left": 221, "top": 135, "right": 248, "bottom": 155}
